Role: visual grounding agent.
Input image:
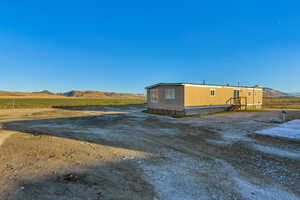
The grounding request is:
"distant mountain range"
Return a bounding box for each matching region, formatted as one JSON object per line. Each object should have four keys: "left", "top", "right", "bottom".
{"left": 263, "top": 88, "right": 300, "bottom": 97}
{"left": 0, "top": 90, "right": 145, "bottom": 99}
{"left": 288, "top": 92, "right": 300, "bottom": 97}
{"left": 60, "top": 90, "right": 145, "bottom": 99}
{"left": 263, "top": 88, "right": 288, "bottom": 97}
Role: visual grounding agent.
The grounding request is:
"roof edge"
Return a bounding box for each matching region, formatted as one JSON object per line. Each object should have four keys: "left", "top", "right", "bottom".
{"left": 145, "top": 83, "right": 263, "bottom": 90}
{"left": 145, "top": 83, "right": 184, "bottom": 89}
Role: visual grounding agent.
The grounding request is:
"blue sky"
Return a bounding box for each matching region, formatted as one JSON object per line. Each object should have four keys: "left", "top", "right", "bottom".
{"left": 0, "top": 0, "right": 299, "bottom": 94}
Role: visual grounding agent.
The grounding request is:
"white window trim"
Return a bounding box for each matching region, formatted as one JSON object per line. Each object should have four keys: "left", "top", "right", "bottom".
{"left": 210, "top": 89, "right": 216, "bottom": 97}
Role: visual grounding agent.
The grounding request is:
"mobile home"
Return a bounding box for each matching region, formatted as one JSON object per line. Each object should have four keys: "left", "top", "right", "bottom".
{"left": 146, "top": 83, "right": 263, "bottom": 116}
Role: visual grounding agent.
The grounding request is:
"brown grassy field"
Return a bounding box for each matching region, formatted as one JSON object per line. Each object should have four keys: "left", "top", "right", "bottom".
{"left": 0, "top": 98, "right": 146, "bottom": 109}
{"left": 0, "top": 91, "right": 146, "bottom": 109}
{"left": 263, "top": 97, "right": 300, "bottom": 109}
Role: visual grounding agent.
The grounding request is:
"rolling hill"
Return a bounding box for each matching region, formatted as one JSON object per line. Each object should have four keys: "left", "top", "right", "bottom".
{"left": 0, "top": 90, "right": 145, "bottom": 99}
{"left": 263, "top": 88, "right": 288, "bottom": 97}
{"left": 0, "top": 90, "right": 64, "bottom": 98}
{"left": 61, "top": 90, "right": 145, "bottom": 99}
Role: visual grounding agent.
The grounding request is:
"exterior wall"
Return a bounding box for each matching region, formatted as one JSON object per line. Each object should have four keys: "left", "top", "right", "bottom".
{"left": 239, "top": 88, "right": 263, "bottom": 107}
{"left": 147, "top": 85, "right": 185, "bottom": 111}
{"left": 184, "top": 85, "right": 263, "bottom": 107}
{"left": 184, "top": 85, "right": 233, "bottom": 107}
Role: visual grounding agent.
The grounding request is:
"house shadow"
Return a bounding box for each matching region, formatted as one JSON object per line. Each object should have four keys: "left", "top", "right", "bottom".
{"left": 1, "top": 110, "right": 161, "bottom": 200}
{"left": 3, "top": 114, "right": 160, "bottom": 154}
{"left": 3, "top": 107, "right": 221, "bottom": 155}
{"left": 2, "top": 154, "right": 156, "bottom": 200}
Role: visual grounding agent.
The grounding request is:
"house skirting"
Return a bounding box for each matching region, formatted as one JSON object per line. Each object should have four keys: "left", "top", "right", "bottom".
{"left": 147, "top": 104, "right": 262, "bottom": 116}
{"left": 147, "top": 105, "right": 230, "bottom": 116}
{"left": 147, "top": 108, "right": 186, "bottom": 116}
{"left": 184, "top": 105, "right": 231, "bottom": 116}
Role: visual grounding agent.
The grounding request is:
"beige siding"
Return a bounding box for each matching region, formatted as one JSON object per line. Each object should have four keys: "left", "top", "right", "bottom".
{"left": 241, "top": 88, "right": 263, "bottom": 105}
{"left": 184, "top": 86, "right": 232, "bottom": 106}
{"left": 147, "top": 85, "right": 185, "bottom": 111}
{"left": 184, "top": 85, "right": 263, "bottom": 107}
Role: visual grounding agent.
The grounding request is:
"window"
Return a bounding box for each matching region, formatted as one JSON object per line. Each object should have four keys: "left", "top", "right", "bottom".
{"left": 210, "top": 89, "right": 216, "bottom": 96}
{"left": 248, "top": 92, "right": 252, "bottom": 96}
{"left": 150, "top": 89, "right": 158, "bottom": 103}
{"left": 165, "top": 88, "right": 176, "bottom": 100}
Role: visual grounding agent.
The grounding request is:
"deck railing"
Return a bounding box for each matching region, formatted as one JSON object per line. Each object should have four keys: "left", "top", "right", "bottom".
{"left": 226, "top": 97, "right": 248, "bottom": 110}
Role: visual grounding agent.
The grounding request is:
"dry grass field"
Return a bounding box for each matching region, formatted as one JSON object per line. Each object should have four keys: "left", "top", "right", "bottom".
{"left": 0, "top": 98, "right": 146, "bottom": 109}
{"left": 263, "top": 97, "right": 300, "bottom": 109}
{"left": 0, "top": 90, "right": 146, "bottom": 110}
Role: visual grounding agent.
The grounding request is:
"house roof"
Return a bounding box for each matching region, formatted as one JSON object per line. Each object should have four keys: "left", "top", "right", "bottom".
{"left": 145, "top": 83, "right": 263, "bottom": 90}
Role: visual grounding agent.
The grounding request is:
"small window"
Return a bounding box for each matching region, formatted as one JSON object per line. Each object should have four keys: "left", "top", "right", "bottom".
{"left": 150, "top": 89, "right": 158, "bottom": 103}
{"left": 210, "top": 89, "right": 216, "bottom": 96}
{"left": 248, "top": 92, "right": 252, "bottom": 96}
{"left": 165, "top": 88, "right": 176, "bottom": 100}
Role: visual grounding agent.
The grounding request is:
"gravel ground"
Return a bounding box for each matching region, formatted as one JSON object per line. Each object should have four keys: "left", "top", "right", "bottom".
{"left": 1, "top": 107, "right": 300, "bottom": 200}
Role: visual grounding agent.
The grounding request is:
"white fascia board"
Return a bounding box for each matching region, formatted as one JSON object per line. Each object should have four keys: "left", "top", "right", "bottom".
{"left": 183, "top": 84, "right": 263, "bottom": 90}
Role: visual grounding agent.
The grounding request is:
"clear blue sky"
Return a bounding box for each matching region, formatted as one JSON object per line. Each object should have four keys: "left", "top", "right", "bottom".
{"left": 0, "top": 0, "right": 299, "bottom": 94}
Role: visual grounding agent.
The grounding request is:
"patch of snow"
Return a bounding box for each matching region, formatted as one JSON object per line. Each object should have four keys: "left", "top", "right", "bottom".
{"left": 281, "top": 120, "right": 300, "bottom": 129}
{"left": 70, "top": 127, "right": 133, "bottom": 142}
{"left": 139, "top": 151, "right": 211, "bottom": 200}
{"left": 140, "top": 151, "right": 300, "bottom": 200}
{"left": 156, "top": 128, "right": 178, "bottom": 135}
{"left": 234, "top": 177, "right": 299, "bottom": 200}
{"left": 221, "top": 134, "right": 253, "bottom": 142}
{"left": 145, "top": 113, "right": 176, "bottom": 120}
{"left": 116, "top": 124, "right": 179, "bottom": 136}
{"left": 125, "top": 112, "right": 148, "bottom": 117}
{"left": 98, "top": 107, "right": 124, "bottom": 112}
{"left": 252, "top": 144, "right": 300, "bottom": 160}
{"left": 178, "top": 118, "right": 263, "bottom": 143}
{"left": 73, "top": 128, "right": 111, "bottom": 135}
{"left": 255, "top": 120, "right": 300, "bottom": 141}
{"left": 220, "top": 160, "right": 300, "bottom": 200}
{"left": 97, "top": 114, "right": 121, "bottom": 118}
{"left": 29, "top": 124, "right": 78, "bottom": 129}
{"left": 206, "top": 139, "right": 231, "bottom": 145}
{"left": 123, "top": 112, "right": 149, "bottom": 120}
{"left": 99, "top": 106, "right": 145, "bottom": 113}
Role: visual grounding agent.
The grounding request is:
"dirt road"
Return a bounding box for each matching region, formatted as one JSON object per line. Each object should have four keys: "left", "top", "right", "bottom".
{"left": 1, "top": 107, "right": 300, "bottom": 200}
